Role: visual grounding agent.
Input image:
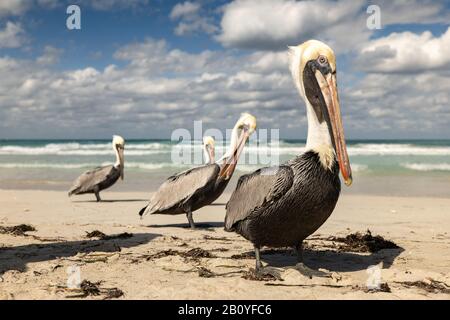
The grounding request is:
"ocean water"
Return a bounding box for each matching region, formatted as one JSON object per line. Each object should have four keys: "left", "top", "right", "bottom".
{"left": 1, "top": 139, "right": 450, "bottom": 196}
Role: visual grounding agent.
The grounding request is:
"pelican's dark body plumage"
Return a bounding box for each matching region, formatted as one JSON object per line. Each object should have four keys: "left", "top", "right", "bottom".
{"left": 68, "top": 165, "right": 122, "bottom": 200}
{"left": 225, "top": 151, "right": 340, "bottom": 247}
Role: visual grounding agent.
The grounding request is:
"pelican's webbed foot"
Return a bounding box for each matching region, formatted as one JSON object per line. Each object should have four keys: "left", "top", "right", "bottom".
{"left": 254, "top": 266, "right": 283, "bottom": 281}
{"left": 290, "top": 262, "right": 331, "bottom": 279}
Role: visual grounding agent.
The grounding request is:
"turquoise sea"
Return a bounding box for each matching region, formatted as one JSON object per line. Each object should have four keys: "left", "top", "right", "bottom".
{"left": 1, "top": 139, "right": 450, "bottom": 197}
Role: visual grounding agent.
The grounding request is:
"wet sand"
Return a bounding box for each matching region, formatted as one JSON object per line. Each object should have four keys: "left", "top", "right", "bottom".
{"left": 0, "top": 189, "right": 449, "bottom": 299}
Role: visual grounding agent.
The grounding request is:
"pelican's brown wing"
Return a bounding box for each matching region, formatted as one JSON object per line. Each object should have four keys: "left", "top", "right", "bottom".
{"left": 224, "top": 165, "right": 294, "bottom": 231}
{"left": 142, "top": 164, "right": 220, "bottom": 215}
{"left": 68, "top": 165, "right": 117, "bottom": 195}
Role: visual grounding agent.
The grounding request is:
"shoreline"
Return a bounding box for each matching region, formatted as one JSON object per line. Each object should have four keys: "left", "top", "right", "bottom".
{"left": 2, "top": 171, "right": 450, "bottom": 198}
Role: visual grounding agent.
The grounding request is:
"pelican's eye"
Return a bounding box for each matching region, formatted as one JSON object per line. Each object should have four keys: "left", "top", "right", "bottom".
{"left": 318, "top": 55, "right": 328, "bottom": 66}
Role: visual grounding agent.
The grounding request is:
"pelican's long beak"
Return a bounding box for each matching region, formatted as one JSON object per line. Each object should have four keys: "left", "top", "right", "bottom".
{"left": 119, "top": 148, "right": 125, "bottom": 180}
{"left": 219, "top": 129, "right": 250, "bottom": 180}
{"left": 315, "top": 71, "right": 352, "bottom": 186}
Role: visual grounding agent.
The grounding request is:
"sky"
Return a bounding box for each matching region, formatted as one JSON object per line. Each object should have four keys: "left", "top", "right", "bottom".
{"left": 0, "top": 0, "right": 450, "bottom": 139}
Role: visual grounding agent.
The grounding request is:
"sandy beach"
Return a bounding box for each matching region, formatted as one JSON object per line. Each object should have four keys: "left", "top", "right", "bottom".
{"left": 1, "top": 189, "right": 449, "bottom": 300}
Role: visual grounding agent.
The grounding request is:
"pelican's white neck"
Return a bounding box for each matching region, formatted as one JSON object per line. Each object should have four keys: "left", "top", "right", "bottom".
{"left": 304, "top": 101, "right": 332, "bottom": 150}
{"left": 303, "top": 96, "right": 335, "bottom": 170}
{"left": 114, "top": 146, "right": 121, "bottom": 168}
{"left": 203, "top": 147, "right": 210, "bottom": 164}
{"left": 216, "top": 124, "right": 239, "bottom": 163}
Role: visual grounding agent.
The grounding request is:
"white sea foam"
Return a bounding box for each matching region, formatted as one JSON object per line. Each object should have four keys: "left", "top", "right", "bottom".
{"left": 0, "top": 145, "right": 167, "bottom": 156}
{"left": 350, "top": 164, "right": 369, "bottom": 172}
{"left": 0, "top": 162, "right": 189, "bottom": 170}
{"left": 0, "top": 163, "right": 97, "bottom": 169}
{"left": 2, "top": 142, "right": 450, "bottom": 157}
{"left": 401, "top": 163, "right": 450, "bottom": 171}
{"left": 349, "top": 144, "right": 450, "bottom": 156}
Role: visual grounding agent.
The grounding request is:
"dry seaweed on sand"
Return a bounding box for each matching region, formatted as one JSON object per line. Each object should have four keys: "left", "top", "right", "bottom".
{"left": 327, "top": 230, "right": 400, "bottom": 253}
{"left": 0, "top": 224, "right": 36, "bottom": 236}
{"left": 203, "top": 235, "right": 231, "bottom": 241}
{"left": 364, "top": 283, "right": 391, "bottom": 293}
{"left": 145, "top": 249, "right": 180, "bottom": 260}
{"left": 144, "top": 247, "right": 216, "bottom": 262}
{"left": 184, "top": 247, "right": 215, "bottom": 259}
{"left": 65, "top": 280, "right": 124, "bottom": 299}
{"left": 197, "top": 267, "right": 216, "bottom": 278}
{"left": 211, "top": 247, "right": 229, "bottom": 252}
{"left": 85, "top": 230, "right": 133, "bottom": 240}
{"left": 395, "top": 279, "right": 450, "bottom": 294}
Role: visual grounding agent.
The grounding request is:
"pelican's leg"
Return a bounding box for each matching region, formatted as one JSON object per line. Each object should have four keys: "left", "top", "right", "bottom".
{"left": 292, "top": 241, "right": 330, "bottom": 278}
{"left": 255, "top": 246, "right": 262, "bottom": 270}
{"left": 94, "top": 187, "right": 101, "bottom": 202}
{"left": 186, "top": 210, "right": 196, "bottom": 229}
{"left": 253, "top": 246, "right": 282, "bottom": 280}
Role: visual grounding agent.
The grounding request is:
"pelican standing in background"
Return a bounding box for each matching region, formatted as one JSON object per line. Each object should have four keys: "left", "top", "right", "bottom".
{"left": 68, "top": 135, "right": 125, "bottom": 202}
{"left": 203, "top": 136, "right": 215, "bottom": 164}
{"left": 224, "top": 40, "right": 352, "bottom": 278}
{"left": 139, "top": 113, "right": 257, "bottom": 229}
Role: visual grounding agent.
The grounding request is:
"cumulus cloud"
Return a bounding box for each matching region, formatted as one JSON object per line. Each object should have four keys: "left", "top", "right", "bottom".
{"left": 0, "top": 21, "right": 25, "bottom": 48}
{"left": 86, "top": 0, "right": 149, "bottom": 11}
{"left": 3, "top": 34, "right": 449, "bottom": 139}
{"left": 36, "top": 46, "right": 64, "bottom": 65}
{"left": 170, "top": 1, "right": 218, "bottom": 36}
{"left": 343, "top": 71, "right": 450, "bottom": 135}
{"left": 217, "top": 0, "right": 369, "bottom": 51}
{"left": 216, "top": 0, "right": 450, "bottom": 52}
{"left": 1, "top": 0, "right": 450, "bottom": 139}
{"left": 170, "top": 1, "right": 201, "bottom": 20}
{"left": 0, "top": 0, "right": 29, "bottom": 17}
{"left": 377, "top": 0, "right": 450, "bottom": 25}
{"left": 0, "top": 39, "right": 300, "bottom": 138}
{"left": 0, "top": 0, "right": 148, "bottom": 17}
{"left": 357, "top": 27, "right": 450, "bottom": 73}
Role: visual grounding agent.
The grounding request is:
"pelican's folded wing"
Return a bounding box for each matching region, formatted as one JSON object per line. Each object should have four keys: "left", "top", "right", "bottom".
{"left": 225, "top": 165, "right": 294, "bottom": 231}
{"left": 68, "top": 165, "right": 115, "bottom": 195}
{"left": 144, "top": 164, "right": 220, "bottom": 214}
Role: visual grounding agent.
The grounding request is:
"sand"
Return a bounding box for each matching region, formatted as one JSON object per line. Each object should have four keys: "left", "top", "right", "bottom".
{"left": 0, "top": 189, "right": 449, "bottom": 300}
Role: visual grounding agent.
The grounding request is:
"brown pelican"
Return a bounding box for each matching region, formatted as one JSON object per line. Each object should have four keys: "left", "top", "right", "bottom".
{"left": 203, "top": 136, "right": 215, "bottom": 164}
{"left": 68, "top": 135, "right": 125, "bottom": 202}
{"left": 139, "top": 113, "right": 257, "bottom": 229}
{"left": 224, "top": 40, "right": 352, "bottom": 278}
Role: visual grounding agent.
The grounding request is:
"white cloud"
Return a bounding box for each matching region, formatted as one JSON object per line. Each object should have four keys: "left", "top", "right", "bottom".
{"left": 216, "top": 0, "right": 450, "bottom": 52}
{"left": 0, "top": 40, "right": 300, "bottom": 138}
{"left": 217, "top": 0, "right": 367, "bottom": 51}
{"left": 377, "top": 0, "right": 450, "bottom": 25}
{"left": 36, "top": 46, "right": 63, "bottom": 65}
{"left": 0, "top": 0, "right": 149, "bottom": 17}
{"left": 36, "top": 0, "right": 60, "bottom": 9}
{"left": 170, "top": 1, "right": 201, "bottom": 20}
{"left": 358, "top": 27, "right": 450, "bottom": 73}
{"left": 0, "top": 21, "right": 25, "bottom": 48}
{"left": 3, "top": 36, "right": 449, "bottom": 139}
{"left": 87, "top": 0, "right": 149, "bottom": 11}
{"left": 1, "top": 0, "right": 450, "bottom": 139}
{"left": 0, "top": 0, "right": 29, "bottom": 17}
{"left": 169, "top": 1, "right": 218, "bottom": 36}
